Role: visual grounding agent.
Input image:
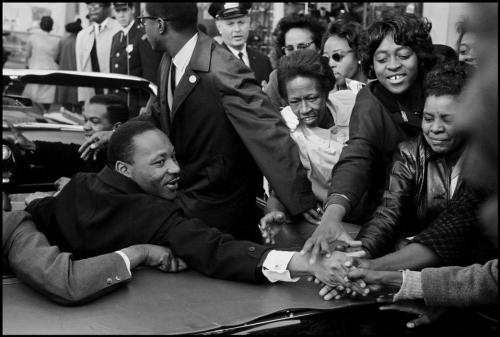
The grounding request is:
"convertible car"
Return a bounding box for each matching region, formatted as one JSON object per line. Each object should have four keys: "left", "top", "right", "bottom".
{"left": 2, "top": 69, "right": 157, "bottom": 193}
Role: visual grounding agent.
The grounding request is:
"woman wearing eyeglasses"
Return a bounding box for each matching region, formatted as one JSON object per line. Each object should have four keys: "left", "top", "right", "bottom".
{"left": 302, "top": 13, "right": 437, "bottom": 262}
{"left": 259, "top": 50, "right": 358, "bottom": 246}
{"left": 263, "top": 15, "right": 325, "bottom": 110}
{"left": 322, "top": 21, "right": 368, "bottom": 92}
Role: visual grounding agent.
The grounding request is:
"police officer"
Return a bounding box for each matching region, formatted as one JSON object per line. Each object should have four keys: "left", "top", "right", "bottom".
{"left": 209, "top": 2, "right": 272, "bottom": 87}
{"left": 110, "top": 2, "right": 162, "bottom": 117}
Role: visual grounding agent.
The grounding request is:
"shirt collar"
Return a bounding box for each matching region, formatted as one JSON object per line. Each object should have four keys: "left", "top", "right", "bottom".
{"left": 226, "top": 43, "right": 247, "bottom": 58}
{"left": 93, "top": 17, "right": 110, "bottom": 33}
{"left": 172, "top": 32, "right": 198, "bottom": 71}
{"left": 121, "top": 20, "right": 135, "bottom": 36}
{"left": 98, "top": 166, "right": 144, "bottom": 194}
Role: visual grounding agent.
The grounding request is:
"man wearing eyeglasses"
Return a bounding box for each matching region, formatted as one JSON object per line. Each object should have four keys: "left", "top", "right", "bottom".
{"left": 109, "top": 2, "right": 162, "bottom": 117}
{"left": 80, "top": 3, "right": 318, "bottom": 243}
{"left": 263, "top": 15, "right": 326, "bottom": 110}
{"left": 208, "top": 3, "right": 272, "bottom": 88}
{"left": 76, "top": 3, "right": 121, "bottom": 104}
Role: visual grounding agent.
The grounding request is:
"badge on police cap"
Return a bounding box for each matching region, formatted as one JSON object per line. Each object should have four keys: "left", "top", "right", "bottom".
{"left": 208, "top": 2, "right": 252, "bottom": 20}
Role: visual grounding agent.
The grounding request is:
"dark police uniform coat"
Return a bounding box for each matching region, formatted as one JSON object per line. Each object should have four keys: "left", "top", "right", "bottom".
{"left": 139, "top": 32, "right": 315, "bottom": 241}
{"left": 109, "top": 22, "right": 162, "bottom": 117}
{"left": 221, "top": 42, "right": 272, "bottom": 84}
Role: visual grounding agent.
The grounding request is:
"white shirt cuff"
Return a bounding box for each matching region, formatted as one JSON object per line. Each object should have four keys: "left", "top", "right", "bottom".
{"left": 262, "top": 250, "right": 300, "bottom": 283}
{"left": 115, "top": 250, "right": 132, "bottom": 276}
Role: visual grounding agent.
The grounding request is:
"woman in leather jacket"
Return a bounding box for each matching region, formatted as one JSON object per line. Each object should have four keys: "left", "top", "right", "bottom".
{"left": 356, "top": 60, "right": 473, "bottom": 258}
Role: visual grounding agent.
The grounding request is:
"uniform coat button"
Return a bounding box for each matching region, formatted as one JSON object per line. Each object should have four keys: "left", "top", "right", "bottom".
{"left": 249, "top": 246, "right": 255, "bottom": 252}
{"left": 116, "top": 52, "right": 120, "bottom": 57}
{"left": 115, "top": 276, "right": 121, "bottom": 281}
{"left": 114, "top": 64, "right": 119, "bottom": 68}
{"left": 106, "top": 278, "right": 113, "bottom": 284}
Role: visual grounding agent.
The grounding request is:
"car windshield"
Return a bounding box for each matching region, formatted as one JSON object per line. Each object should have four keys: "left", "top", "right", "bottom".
{"left": 2, "top": 70, "right": 155, "bottom": 125}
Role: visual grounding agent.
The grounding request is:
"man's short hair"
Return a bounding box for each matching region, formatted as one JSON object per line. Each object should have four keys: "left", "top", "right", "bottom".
{"left": 107, "top": 121, "right": 159, "bottom": 168}
{"left": 145, "top": 3, "right": 198, "bottom": 32}
{"left": 89, "top": 94, "right": 130, "bottom": 125}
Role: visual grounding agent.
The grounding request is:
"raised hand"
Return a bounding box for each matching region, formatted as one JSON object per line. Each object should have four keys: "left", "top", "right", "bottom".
{"left": 259, "top": 211, "right": 287, "bottom": 244}
{"left": 301, "top": 205, "right": 362, "bottom": 264}
{"left": 78, "top": 130, "right": 113, "bottom": 161}
{"left": 5, "top": 120, "right": 36, "bottom": 154}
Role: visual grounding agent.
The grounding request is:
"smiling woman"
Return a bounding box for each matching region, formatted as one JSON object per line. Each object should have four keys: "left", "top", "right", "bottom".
{"left": 302, "top": 12, "right": 438, "bottom": 262}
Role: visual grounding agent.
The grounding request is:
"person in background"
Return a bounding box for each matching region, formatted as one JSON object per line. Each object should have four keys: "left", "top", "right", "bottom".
{"left": 321, "top": 20, "right": 367, "bottom": 92}
{"left": 5, "top": 95, "right": 129, "bottom": 190}
{"left": 303, "top": 13, "right": 436, "bottom": 262}
{"left": 455, "top": 18, "right": 477, "bottom": 67}
{"left": 109, "top": 2, "right": 162, "bottom": 117}
{"left": 3, "top": 194, "right": 186, "bottom": 306}
{"left": 209, "top": 2, "right": 272, "bottom": 87}
{"left": 208, "top": 2, "right": 273, "bottom": 200}
{"left": 75, "top": 3, "right": 121, "bottom": 103}
{"left": 264, "top": 15, "right": 325, "bottom": 110}
{"left": 22, "top": 16, "right": 60, "bottom": 114}
{"left": 56, "top": 19, "right": 83, "bottom": 113}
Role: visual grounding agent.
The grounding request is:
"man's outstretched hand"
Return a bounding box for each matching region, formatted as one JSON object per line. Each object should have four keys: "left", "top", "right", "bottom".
{"left": 78, "top": 130, "right": 113, "bottom": 161}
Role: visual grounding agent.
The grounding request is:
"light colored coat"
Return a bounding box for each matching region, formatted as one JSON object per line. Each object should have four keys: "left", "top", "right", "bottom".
{"left": 75, "top": 18, "right": 121, "bottom": 103}
{"left": 3, "top": 211, "right": 130, "bottom": 305}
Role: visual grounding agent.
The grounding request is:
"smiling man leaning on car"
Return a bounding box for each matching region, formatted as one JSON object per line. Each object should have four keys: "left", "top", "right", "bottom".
{"left": 23, "top": 121, "right": 367, "bottom": 298}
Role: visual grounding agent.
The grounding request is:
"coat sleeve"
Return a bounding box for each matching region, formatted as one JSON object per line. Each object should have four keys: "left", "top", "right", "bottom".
{"left": 4, "top": 211, "right": 131, "bottom": 306}
{"left": 152, "top": 204, "right": 271, "bottom": 283}
{"left": 263, "top": 69, "right": 285, "bottom": 110}
{"left": 75, "top": 32, "right": 83, "bottom": 71}
{"left": 411, "top": 187, "right": 484, "bottom": 264}
{"left": 325, "top": 87, "right": 386, "bottom": 215}
{"left": 212, "top": 54, "right": 316, "bottom": 216}
{"left": 421, "top": 259, "right": 498, "bottom": 307}
{"left": 356, "top": 141, "right": 417, "bottom": 257}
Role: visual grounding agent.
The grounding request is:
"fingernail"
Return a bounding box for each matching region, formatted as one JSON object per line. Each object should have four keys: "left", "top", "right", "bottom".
{"left": 325, "top": 253, "right": 331, "bottom": 258}
{"left": 360, "top": 281, "right": 366, "bottom": 288}
{"left": 407, "top": 322, "right": 415, "bottom": 329}
{"left": 335, "top": 295, "right": 341, "bottom": 300}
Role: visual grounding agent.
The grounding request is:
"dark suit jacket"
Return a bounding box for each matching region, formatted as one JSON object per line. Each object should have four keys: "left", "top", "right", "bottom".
{"left": 18, "top": 141, "right": 106, "bottom": 184}
{"left": 26, "top": 166, "right": 270, "bottom": 283}
{"left": 3, "top": 210, "right": 130, "bottom": 305}
{"left": 140, "top": 32, "right": 315, "bottom": 240}
{"left": 221, "top": 42, "right": 272, "bottom": 84}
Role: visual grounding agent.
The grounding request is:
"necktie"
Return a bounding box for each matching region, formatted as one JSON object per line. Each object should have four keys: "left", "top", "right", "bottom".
{"left": 170, "top": 63, "right": 176, "bottom": 94}
{"left": 98, "top": 24, "right": 102, "bottom": 33}
{"left": 119, "top": 30, "right": 124, "bottom": 42}
{"left": 238, "top": 52, "right": 244, "bottom": 62}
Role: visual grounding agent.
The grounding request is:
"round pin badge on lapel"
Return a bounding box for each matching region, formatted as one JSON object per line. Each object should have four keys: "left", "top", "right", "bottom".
{"left": 189, "top": 75, "right": 196, "bottom": 83}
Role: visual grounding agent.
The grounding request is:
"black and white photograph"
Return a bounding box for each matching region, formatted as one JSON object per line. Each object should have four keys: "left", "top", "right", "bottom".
{"left": 2, "top": 2, "right": 497, "bottom": 335}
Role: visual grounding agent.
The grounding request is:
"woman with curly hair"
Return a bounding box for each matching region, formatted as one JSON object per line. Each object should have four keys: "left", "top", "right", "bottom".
{"left": 303, "top": 13, "right": 438, "bottom": 261}
{"left": 263, "top": 14, "right": 325, "bottom": 110}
